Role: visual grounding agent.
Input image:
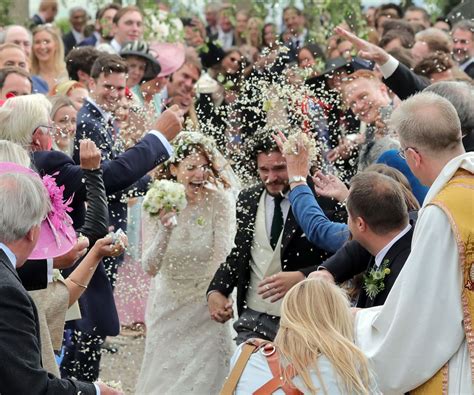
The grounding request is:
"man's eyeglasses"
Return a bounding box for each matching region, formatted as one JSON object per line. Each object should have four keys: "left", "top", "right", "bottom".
{"left": 33, "top": 125, "right": 55, "bottom": 135}
{"left": 398, "top": 146, "right": 418, "bottom": 160}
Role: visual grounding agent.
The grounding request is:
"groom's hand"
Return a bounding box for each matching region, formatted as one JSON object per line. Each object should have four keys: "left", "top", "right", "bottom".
{"left": 208, "top": 291, "right": 234, "bottom": 323}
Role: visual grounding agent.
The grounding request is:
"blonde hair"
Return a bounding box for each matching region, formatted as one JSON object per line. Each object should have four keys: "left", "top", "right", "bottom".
{"left": 49, "top": 80, "right": 86, "bottom": 97}
{"left": 0, "top": 94, "right": 51, "bottom": 148}
{"left": 0, "top": 140, "right": 31, "bottom": 166}
{"left": 31, "top": 25, "right": 66, "bottom": 76}
{"left": 246, "top": 17, "right": 264, "bottom": 48}
{"left": 274, "top": 279, "right": 372, "bottom": 395}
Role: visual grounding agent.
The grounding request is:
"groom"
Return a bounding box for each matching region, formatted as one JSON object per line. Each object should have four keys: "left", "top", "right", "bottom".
{"left": 207, "top": 135, "right": 339, "bottom": 344}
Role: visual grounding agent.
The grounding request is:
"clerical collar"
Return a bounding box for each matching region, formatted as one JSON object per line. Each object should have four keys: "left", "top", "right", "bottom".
{"left": 375, "top": 224, "right": 412, "bottom": 267}
{"left": 0, "top": 242, "right": 17, "bottom": 269}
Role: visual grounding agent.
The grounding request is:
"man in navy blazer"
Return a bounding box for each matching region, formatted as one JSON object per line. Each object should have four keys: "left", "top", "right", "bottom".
{"left": 0, "top": 171, "right": 119, "bottom": 395}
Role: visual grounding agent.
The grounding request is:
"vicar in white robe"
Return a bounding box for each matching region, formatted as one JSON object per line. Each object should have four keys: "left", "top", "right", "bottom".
{"left": 354, "top": 92, "right": 474, "bottom": 394}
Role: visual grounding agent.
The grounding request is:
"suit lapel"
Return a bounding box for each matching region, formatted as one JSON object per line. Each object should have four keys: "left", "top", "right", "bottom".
{"left": 0, "top": 249, "right": 21, "bottom": 283}
{"left": 281, "top": 208, "right": 298, "bottom": 254}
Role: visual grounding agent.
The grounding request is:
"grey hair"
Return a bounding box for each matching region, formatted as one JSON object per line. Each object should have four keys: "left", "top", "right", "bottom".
{"left": 1, "top": 25, "right": 33, "bottom": 44}
{"left": 0, "top": 172, "right": 49, "bottom": 243}
{"left": 425, "top": 81, "right": 474, "bottom": 135}
{"left": 389, "top": 91, "right": 462, "bottom": 153}
{"left": 69, "top": 6, "right": 87, "bottom": 18}
{"left": 0, "top": 94, "right": 51, "bottom": 149}
{"left": 452, "top": 20, "right": 474, "bottom": 35}
{"left": 0, "top": 140, "right": 31, "bottom": 166}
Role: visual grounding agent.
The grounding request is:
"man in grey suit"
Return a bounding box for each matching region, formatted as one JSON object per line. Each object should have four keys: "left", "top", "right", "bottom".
{"left": 0, "top": 169, "right": 120, "bottom": 394}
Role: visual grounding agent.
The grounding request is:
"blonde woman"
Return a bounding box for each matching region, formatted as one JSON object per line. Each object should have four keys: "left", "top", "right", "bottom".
{"left": 229, "top": 278, "right": 379, "bottom": 394}
{"left": 49, "top": 95, "right": 77, "bottom": 156}
{"left": 31, "top": 25, "right": 68, "bottom": 92}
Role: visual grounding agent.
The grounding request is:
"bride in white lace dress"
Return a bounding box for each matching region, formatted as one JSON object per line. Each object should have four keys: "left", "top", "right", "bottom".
{"left": 136, "top": 132, "right": 237, "bottom": 395}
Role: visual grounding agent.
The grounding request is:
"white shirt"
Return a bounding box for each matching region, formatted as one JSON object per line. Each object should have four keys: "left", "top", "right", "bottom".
{"left": 379, "top": 55, "right": 399, "bottom": 79}
{"left": 109, "top": 38, "right": 121, "bottom": 53}
{"left": 217, "top": 28, "right": 234, "bottom": 50}
{"left": 264, "top": 191, "right": 290, "bottom": 241}
{"left": 459, "top": 56, "right": 474, "bottom": 72}
{"left": 71, "top": 28, "right": 84, "bottom": 45}
{"left": 374, "top": 224, "right": 412, "bottom": 268}
{"left": 0, "top": 243, "right": 16, "bottom": 269}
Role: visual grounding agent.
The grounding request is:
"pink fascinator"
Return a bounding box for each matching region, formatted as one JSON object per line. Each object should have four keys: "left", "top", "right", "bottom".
{"left": 0, "top": 162, "right": 76, "bottom": 259}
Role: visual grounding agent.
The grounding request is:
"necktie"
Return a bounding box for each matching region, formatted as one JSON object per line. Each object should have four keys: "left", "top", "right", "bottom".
{"left": 270, "top": 195, "right": 284, "bottom": 250}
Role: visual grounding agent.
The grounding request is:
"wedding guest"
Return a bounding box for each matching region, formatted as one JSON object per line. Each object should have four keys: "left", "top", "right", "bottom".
{"left": 62, "top": 6, "right": 88, "bottom": 55}
{"left": 107, "top": 6, "right": 144, "bottom": 53}
{"left": 79, "top": 3, "right": 121, "bottom": 47}
{"left": 353, "top": 91, "right": 473, "bottom": 394}
{"left": 227, "top": 279, "right": 378, "bottom": 394}
{"left": 2, "top": 25, "right": 33, "bottom": 58}
{"left": 119, "top": 40, "right": 161, "bottom": 88}
{"left": 30, "top": 0, "right": 58, "bottom": 27}
{"left": 65, "top": 46, "right": 100, "bottom": 87}
{"left": 136, "top": 132, "right": 236, "bottom": 394}
{"left": 451, "top": 20, "right": 474, "bottom": 78}
{"left": 50, "top": 80, "right": 89, "bottom": 110}
{"left": 50, "top": 95, "right": 77, "bottom": 156}
{"left": 31, "top": 24, "right": 68, "bottom": 93}
{"left": 0, "top": 67, "right": 32, "bottom": 101}
{"left": 0, "top": 166, "right": 120, "bottom": 395}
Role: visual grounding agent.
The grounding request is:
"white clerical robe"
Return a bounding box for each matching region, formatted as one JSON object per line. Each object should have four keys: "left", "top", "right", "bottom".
{"left": 355, "top": 152, "right": 474, "bottom": 394}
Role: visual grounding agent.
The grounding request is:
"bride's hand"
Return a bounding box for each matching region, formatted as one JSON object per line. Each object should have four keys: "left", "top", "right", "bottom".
{"left": 159, "top": 209, "right": 177, "bottom": 229}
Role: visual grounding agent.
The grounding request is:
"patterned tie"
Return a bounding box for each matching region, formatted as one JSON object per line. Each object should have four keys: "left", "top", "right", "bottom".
{"left": 270, "top": 195, "right": 284, "bottom": 250}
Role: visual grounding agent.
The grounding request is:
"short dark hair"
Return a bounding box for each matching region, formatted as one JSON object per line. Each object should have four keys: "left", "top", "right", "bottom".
{"left": 90, "top": 54, "right": 128, "bottom": 79}
{"left": 379, "top": 29, "right": 415, "bottom": 49}
{"left": 283, "top": 6, "right": 302, "bottom": 16}
{"left": 405, "top": 6, "right": 430, "bottom": 23}
{"left": 346, "top": 172, "right": 408, "bottom": 235}
{"left": 96, "top": 2, "right": 121, "bottom": 21}
{"left": 379, "top": 3, "right": 403, "bottom": 19}
{"left": 66, "top": 46, "right": 100, "bottom": 81}
{"left": 0, "top": 66, "right": 32, "bottom": 89}
{"left": 381, "top": 19, "right": 415, "bottom": 37}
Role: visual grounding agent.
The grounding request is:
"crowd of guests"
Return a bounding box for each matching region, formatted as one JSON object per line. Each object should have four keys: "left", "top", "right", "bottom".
{"left": 0, "top": 0, "right": 473, "bottom": 394}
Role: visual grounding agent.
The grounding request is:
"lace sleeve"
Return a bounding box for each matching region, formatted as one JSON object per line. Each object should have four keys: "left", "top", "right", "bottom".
{"left": 140, "top": 209, "right": 172, "bottom": 277}
{"left": 211, "top": 189, "right": 236, "bottom": 265}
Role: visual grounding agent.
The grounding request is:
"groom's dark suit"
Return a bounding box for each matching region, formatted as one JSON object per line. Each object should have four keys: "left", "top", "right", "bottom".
{"left": 0, "top": 249, "right": 96, "bottom": 394}
{"left": 208, "top": 182, "right": 339, "bottom": 319}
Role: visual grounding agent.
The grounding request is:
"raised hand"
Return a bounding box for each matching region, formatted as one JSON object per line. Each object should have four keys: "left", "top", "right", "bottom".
{"left": 312, "top": 171, "right": 349, "bottom": 202}
{"left": 53, "top": 236, "right": 90, "bottom": 269}
{"left": 79, "top": 139, "right": 101, "bottom": 170}
{"left": 272, "top": 131, "right": 310, "bottom": 180}
{"left": 154, "top": 105, "right": 185, "bottom": 142}
{"left": 334, "top": 26, "right": 390, "bottom": 65}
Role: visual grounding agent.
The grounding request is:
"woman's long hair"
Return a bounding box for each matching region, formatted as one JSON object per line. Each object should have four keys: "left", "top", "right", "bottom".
{"left": 31, "top": 25, "right": 66, "bottom": 76}
{"left": 274, "top": 279, "right": 372, "bottom": 395}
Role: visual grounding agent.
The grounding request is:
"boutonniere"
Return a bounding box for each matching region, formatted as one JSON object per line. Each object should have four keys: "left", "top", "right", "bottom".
{"left": 196, "top": 216, "right": 205, "bottom": 226}
{"left": 52, "top": 269, "right": 61, "bottom": 282}
{"left": 363, "top": 259, "right": 391, "bottom": 299}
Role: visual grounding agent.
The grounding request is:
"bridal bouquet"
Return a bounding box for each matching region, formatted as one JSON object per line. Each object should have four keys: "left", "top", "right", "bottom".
{"left": 282, "top": 131, "right": 319, "bottom": 162}
{"left": 143, "top": 180, "right": 187, "bottom": 216}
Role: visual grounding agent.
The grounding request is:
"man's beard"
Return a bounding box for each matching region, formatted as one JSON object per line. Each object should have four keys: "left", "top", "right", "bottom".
{"left": 265, "top": 180, "right": 290, "bottom": 197}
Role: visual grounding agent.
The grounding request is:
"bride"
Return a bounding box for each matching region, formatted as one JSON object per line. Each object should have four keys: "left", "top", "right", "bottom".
{"left": 136, "top": 131, "right": 237, "bottom": 394}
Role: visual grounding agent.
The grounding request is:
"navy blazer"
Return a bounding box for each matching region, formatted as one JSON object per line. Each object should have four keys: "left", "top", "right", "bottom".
{"left": 78, "top": 35, "right": 98, "bottom": 47}
{"left": 63, "top": 31, "right": 78, "bottom": 56}
{"left": 0, "top": 250, "right": 96, "bottom": 394}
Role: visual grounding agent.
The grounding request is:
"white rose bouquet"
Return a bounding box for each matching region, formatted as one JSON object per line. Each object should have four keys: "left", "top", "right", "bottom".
{"left": 143, "top": 180, "right": 187, "bottom": 217}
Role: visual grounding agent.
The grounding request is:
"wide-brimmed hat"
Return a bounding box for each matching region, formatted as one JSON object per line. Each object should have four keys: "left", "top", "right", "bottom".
{"left": 0, "top": 162, "right": 76, "bottom": 259}
{"left": 120, "top": 41, "right": 162, "bottom": 82}
{"left": 149, "top": 42, "right": 186, "bottom": 77}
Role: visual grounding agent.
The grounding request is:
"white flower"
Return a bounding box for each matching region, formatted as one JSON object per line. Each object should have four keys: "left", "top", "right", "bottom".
{"left": 143, "top": 180, "right": 187, "bottom": 216}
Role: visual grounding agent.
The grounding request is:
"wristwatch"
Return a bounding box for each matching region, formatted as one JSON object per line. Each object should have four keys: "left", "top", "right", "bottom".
{"left": 288, "top": 176, "right": 307, "bottom": 185}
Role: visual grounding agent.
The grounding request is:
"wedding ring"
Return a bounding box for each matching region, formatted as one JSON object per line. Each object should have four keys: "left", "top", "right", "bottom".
{"left": 265, "top": 285, "right": 270, "bottom": 290}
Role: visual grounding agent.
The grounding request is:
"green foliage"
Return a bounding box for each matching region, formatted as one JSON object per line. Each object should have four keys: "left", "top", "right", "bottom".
{"left": 55, "top": 17, "right": 71, "bottom": 35}
{"left": 0, "top": 0, "right": 13, "bottom": 26}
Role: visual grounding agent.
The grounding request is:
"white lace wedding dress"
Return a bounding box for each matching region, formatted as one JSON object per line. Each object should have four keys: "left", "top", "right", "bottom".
{"left": 135, "top": 187, "right": 236, "bottom": 395}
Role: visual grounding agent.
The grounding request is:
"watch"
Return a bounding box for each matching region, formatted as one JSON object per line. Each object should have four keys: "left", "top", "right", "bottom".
{"left": 288, "top": 176, "right": 307, "bottom": 185}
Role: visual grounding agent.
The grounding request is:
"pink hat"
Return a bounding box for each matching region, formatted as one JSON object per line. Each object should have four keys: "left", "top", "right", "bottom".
{"left": 149, "top": 42, "right": 186, "bottom": 77}
{"left": 0, "top": 162, "right": 76, "bottom": 259}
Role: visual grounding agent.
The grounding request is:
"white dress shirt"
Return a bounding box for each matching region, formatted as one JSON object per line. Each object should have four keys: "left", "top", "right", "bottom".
{"left": 0, "top": 242, "right": 17, "bottom": 269}
{"left": 374, "top": 224, "right": 412, "bottom": 268}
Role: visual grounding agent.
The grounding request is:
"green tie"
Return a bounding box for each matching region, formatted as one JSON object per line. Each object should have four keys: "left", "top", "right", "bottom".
{"left": 270, "top": 195, "right": 284, "bottom": 250}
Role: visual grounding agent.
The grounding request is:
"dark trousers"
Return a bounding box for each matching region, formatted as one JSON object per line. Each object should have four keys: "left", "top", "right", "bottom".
{"left": 60, "top": 329, "right": 104, "bottom": 381}
{"left": 233, "top": 308, "right": 280, "bottom": 345}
